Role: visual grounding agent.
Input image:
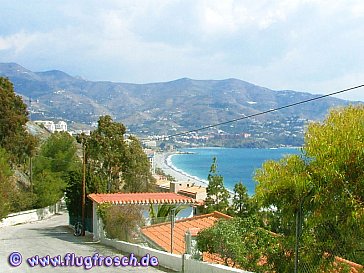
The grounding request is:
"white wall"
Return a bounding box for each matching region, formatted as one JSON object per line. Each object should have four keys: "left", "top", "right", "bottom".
{"left": 101, "top": 237, "right": 183, "bottom": 272}
{"left": 100, "top": 238, "right": 252, "bottom": 273}
{"left": 0, "top": 202, "right": 60, "bottom": 227}
{"left": 184, "top": 254, "right": 253, "bottom": 273}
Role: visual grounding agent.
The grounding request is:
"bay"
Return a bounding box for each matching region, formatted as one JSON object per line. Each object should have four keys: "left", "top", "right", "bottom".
{"left": 170, "top": 147, "right": 300, "bottom": 194}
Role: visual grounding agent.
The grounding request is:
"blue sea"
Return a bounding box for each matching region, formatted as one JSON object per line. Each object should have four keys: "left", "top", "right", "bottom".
{"left": 170, "top": 147, "right": 300, "bottom": 194}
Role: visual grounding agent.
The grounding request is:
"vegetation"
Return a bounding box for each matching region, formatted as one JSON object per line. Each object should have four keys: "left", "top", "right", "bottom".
{"left": 197, "top": 217, "right": 279, "bottom": 272}
{"left": 229, "top": 182, "right": 256, "bottom": 218}
{"left": 64, "top": 116, "right": 156, "bottom": 230}
{"left": 64, "top": 170, "right": 83, "bottom": 223}
{"left": 123, "top": 136, "right": 156, "bottom": 192}
{"left": 0, "top": 77, "right": 37, "bottom": 164}
{"left": 155, "top": 167, "right": 176, "bottom": 181}
{"left": 197, "top": 105, "right": 364, "bottom": 271}
{"left": 85, "top": 115, "right": 155, "bottom": 193}
{"left": 86, "top": 115, "right": 126, "bottom": 192}
{"left": 99, "top": 204, "right": 144, "bottom": 242}
{"left": 0, "top": 148, "right": 14, "bottom": 219}
{"left": 0, "top": 78, "right": 154, "bottom": 222}
{"left": 32, "top": 132, "right": 80, "bottom": 208}
{"left": 255, "top": 105, "right": 364, "bottom": 266}
{"left": 149, "top": 204, "right": 186, "bottom": 224}
{"left": 0, "top": 77, "right": 38, "bottom": 218}
{"left": 203, "top": 157, "right": 230, "bottom": 214}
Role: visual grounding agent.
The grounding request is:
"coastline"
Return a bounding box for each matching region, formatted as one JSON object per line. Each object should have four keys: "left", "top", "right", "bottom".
{"left": 154, "top": 152, "right": 208, "bottom": 187}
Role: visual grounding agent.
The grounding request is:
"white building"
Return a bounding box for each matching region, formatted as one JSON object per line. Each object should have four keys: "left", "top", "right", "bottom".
{"left": 55, "top": 121, "right": 67, "bottom": 132}
{"left": 142, "top": 140, "right": 157, "bottom": 148}
{"left": 34, "top": 120, "right": 56, "bottom": 133}
{"left": 144, "top": 149, "right": 156, "bottom": 174}
{"left": 34, "top": 120, "right": 68, "bottom": 133}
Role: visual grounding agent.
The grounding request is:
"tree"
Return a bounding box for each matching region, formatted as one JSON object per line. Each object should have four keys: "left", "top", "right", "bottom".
{"left": 0, "top": 77, "right": 37, "bottom": 164}
{"left": 149, "top": 204, "right": 186, "bottom": 224}
{"left": 255, "top": 154, "right": 311, "bottom": 234}
{"left": 0, "top": 148, "right": 14, "bottom": 219}
{"left": 197, "top": 217, "right": 279, "bottom": 273}
{"left": 230, "top": 182, "right": 256, "bottom": 218}
{"left": 123, "top": 136, "right": 156, "bottom": 193}
{"left": 33, "top": 132, "right": 80, "bottom": 207}
{"left": 33, "top": 170, "right": 65, "bottom": 208}
{"left": 255, "top": 105, "right": 364, "bottom": 266}
{"left": 33, "top": 132, "right": 79, "bottom": 175}
{"left": 87, "top": 115, "right": 126, "bottom": 193}
{"left": 87, "top": 116, "right": 155, "bottom": 193}
{"left": 203, "top": 157, "right": 230, "bottom": 213}
{"left": 64, "top": 170, "right": 82, "bottom": 222}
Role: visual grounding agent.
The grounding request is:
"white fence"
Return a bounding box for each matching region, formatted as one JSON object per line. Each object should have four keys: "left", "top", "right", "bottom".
{"left": 100, "top": 237, "right": 252, "bottom": 273}
{"left": 0, "top": 202, "right": 61, "bottom": 227}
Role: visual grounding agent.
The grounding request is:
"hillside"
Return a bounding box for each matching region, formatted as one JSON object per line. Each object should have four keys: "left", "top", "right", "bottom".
{"left": 0, "top": 63, "right": 358, "bottom": 147}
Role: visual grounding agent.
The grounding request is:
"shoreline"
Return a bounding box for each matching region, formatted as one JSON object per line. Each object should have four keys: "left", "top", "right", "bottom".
{"left": 154, "top": 152, "right": 208, "bottom": 187}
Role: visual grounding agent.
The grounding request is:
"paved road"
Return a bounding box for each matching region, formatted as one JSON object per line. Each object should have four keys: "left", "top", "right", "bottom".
{"left": 0, "top": 212, "right": 172, "bottom": 273}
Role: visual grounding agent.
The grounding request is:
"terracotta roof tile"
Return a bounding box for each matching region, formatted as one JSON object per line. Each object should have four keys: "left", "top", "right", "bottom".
{"left": 88, "top": 192, "right": 195, "bottom": 205}
{"left": 141, "top": 211, "right": 232, "bottom": 254}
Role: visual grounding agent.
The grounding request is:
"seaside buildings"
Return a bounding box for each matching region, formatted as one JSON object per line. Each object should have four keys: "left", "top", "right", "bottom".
{"left": 154, "top": 177, "right": 207, "bottom": 206}
{"left": 144, "top": 149, "right": 156, "bottom": 174}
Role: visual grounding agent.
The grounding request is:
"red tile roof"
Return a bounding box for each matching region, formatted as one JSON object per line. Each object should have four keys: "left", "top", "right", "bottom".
{"left": 88, "top": 192, "right": 195, "bottom": 205}
{"left": 141, "top": 211, "right": 232, "bottom": 254}
{"left": 333, "top": 256, "right": 363, "bottom": 273}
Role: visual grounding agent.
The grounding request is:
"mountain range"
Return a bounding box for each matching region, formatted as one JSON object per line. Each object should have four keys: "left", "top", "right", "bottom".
{"left": 0, "top": 62, "right": 357, "bottom": 147}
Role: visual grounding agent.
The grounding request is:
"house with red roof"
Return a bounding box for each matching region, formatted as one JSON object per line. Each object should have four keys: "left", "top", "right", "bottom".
{"left": 141, "top": 211, "right": 232, "bottom": 255}
{"left": 88, "top": 192, "right": 197, "bottom": 241}
{"left": 140, "top": 210, "right": 363, "bottom": 272}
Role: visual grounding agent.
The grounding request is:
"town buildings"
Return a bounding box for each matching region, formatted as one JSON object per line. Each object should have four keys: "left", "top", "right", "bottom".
{"left": 34, "top": 120, "right": 68, "bottom": 133}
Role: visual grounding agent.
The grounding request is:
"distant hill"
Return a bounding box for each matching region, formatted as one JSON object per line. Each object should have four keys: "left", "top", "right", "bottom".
{"left": 0, "top": 62, "right": 358, "bottom": 147}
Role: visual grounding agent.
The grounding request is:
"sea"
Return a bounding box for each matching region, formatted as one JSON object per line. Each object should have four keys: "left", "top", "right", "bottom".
{"left": 170, "top": 147, "right": 301, "bottom": 195}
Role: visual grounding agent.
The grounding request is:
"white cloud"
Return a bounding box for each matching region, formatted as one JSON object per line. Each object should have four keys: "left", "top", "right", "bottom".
{"left": 0, "top": 32, "right": 37, "bottom": 54}
{"left": 0, "top": 0, "right": 363, "bottom": 100}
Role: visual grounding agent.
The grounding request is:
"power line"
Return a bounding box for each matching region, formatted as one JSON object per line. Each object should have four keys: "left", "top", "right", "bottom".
{"left": 162, "top": 84, "right": 364, "bottom": 139}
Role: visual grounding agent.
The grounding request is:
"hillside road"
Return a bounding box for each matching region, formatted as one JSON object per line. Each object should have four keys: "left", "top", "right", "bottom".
{"left": 0, "top": 212, "right": 172, "bottom": 273}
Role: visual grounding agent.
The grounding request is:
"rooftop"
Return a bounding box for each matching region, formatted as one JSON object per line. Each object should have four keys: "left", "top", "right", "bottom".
{"left": 88, "top": 192, "right": 195, "bottom": 205}
{"left": 178, "top": 185, "right": 207, "bottom": 194}
{"left": 141, "top": 211, "right": 232, "bottom": 254}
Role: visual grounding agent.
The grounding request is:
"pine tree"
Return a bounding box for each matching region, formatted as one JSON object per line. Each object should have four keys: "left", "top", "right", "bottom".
{"left": 204, "top": 157, "right": 230, "bottom": 213}
{"left": 232, "top": 182, "right": 252, "bottom": 218}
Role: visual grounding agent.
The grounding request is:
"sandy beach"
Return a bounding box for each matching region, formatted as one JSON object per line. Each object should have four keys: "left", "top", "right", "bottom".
{"left": 154, "top": 152, "right": 208, "bottom": 187}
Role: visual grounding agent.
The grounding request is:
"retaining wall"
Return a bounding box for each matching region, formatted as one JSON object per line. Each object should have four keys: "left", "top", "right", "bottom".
{"left": 0, "top": 202, "right": 61, "bottom": 227}
{"left": 100, "top": 237, "right": 252, "bottom": 273}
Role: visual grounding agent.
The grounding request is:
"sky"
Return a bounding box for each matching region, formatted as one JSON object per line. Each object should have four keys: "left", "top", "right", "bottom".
{"left": 0, "top": 0, "right": 363, "bottom": 101}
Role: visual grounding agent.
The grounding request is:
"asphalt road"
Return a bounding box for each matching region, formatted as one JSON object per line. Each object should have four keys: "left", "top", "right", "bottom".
{"left": 0, "top": 212, "right": 173, "bottom": 273}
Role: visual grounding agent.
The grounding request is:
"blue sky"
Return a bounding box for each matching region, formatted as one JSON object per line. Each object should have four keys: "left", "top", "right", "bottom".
{"left": 0, "top": 0, "right": 363, "bottom": 101}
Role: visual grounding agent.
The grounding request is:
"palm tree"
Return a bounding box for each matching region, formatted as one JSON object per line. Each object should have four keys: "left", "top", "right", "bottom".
{"left": 149, "top": 204, "right": 186, "bottom": 224}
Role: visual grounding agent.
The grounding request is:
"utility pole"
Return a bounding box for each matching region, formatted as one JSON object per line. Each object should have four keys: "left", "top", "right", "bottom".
{"left": 294, "top": 204, "right": 303, "bottom": 273}
{"left": 29, "top": 156, "right": 33, "bottom": 192}
{"left": 170, "top": 208, "right": 176, "bottom": 253}
{"left": 29, "top": 97, "right": 32, "bottom": 121}
{"left": 81, "top": 138, "right": 86, "bottom": 236}
{"left": 28, "top": 97, "right": 33, "bottom": 192}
